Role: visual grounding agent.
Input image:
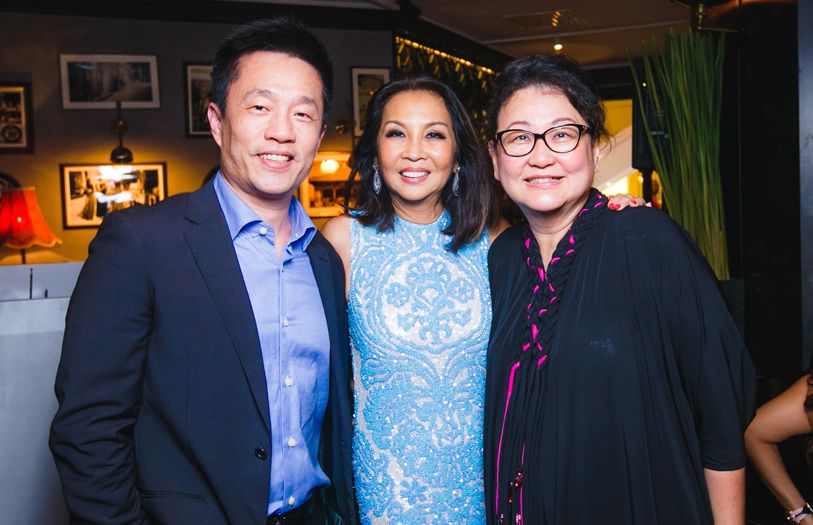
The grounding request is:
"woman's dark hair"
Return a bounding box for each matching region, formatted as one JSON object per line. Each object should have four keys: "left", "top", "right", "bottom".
{"left": 211, "top": 16, "right": 334, "bottom": 121}
{"left": 487, "top": 54, "right": 609, "bottom": 145}
{"left": 347, "top": 76, "right": 500, "bottom": 252}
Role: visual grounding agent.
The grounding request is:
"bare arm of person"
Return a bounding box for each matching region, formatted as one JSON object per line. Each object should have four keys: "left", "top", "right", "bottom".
{"left": 321, "top": 214, "right": 352, "bottom": 298}
{"left": 704, "top": 467, "right": 745, "bottom": 524}
{"left": 745, "top": 375, "right": 813, "bottom": 522}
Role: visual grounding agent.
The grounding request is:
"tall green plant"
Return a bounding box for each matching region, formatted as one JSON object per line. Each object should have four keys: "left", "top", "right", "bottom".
{"left": 629, "top": 31, "right": 729, "bottom": 280}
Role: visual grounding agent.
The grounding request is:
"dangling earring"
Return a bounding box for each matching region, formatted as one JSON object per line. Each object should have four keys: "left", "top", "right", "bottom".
{"left": 452, "top": 166, "right": 461, "bottom": 197}
{"left": 372, "top": 165, "right": 382, "bottom": 195}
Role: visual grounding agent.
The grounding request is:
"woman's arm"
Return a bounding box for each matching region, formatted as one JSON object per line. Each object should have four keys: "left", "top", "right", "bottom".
{"left": 704, "top": 467, "right": 745, "bottom": 524}
{"left": 745, "top": 375, "right": 813, "bottom": 522}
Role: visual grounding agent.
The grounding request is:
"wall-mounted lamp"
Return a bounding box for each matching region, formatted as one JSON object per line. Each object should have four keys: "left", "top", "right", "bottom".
{"left": 309, "top": 152, "right": 351, "bottom": 181}
{"left": 110, "top": 100, "right": 133, "bottom": 164}
{"left": 0, "top": 187, "right": 62, "bottom": 264}
{"left": 320, "top": 158, "right": 341, "bottom": 174}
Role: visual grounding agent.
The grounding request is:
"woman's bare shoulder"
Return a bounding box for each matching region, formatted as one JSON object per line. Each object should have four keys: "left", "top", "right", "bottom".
{"left": 321, "top": 214, "right": 352, "bottom": 259}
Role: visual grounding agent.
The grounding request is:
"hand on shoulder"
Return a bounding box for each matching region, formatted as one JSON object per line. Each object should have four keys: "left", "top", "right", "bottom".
{"left": 607, "top": 193, "right": 648, "bottom": 210}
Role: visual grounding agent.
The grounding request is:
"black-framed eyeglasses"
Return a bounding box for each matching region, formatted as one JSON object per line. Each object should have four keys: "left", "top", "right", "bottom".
{"left": 495, "top": 124, "right": 591, "bottom": 157}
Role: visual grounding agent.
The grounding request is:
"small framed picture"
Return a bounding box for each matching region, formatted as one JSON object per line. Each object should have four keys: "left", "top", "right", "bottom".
{"left": 351, "top": 67, "right": 390, "bottom": 136}
{"left": 60, "top": 163, "right": 167, "bottom": 229}
{"left": 59, "top": 54, "right": 160, "bottom": 109}
{"left": 184, "top": 63, "right": 213, "bottom": 137}
{"left": 0, "top": 83, "right": 34, "bottom": 152}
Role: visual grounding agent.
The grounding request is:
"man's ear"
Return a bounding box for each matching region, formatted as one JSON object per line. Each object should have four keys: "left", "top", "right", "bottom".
{"left": 318, "top": 124, "right": 327, "bottom": 148}
{"left": 208, "top": 103, "right": 224, "bottom": 147}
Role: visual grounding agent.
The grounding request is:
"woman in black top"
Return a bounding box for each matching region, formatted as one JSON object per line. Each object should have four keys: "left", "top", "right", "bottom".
{"left": 483, "top": 54, "right": 756, "bottom": 525}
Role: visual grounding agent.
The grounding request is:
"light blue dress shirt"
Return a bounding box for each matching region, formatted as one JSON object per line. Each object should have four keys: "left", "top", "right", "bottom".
{"left": 214, "top": 174, "right": 331, "bottom": 516}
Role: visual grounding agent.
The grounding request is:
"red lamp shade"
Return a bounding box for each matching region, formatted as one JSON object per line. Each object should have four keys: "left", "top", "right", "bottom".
{"left": 0, "top": 187, "right": 62, "bottom": 251}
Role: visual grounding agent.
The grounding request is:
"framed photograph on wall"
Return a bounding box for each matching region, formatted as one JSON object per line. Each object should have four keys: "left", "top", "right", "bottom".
{"left": 351, "top": 67, "right": 390, "bottom": 136}
{"left": 0, "top": 83, "right": 34, "bottom": 152}
{"left": 184, "top": 63, "right": 213, "bottom": 137}
{"left": 59, "top": 54, "right": 160, "bottom": 109}
{"left": 60, "top": 163, "right": 167, "bottom": 228}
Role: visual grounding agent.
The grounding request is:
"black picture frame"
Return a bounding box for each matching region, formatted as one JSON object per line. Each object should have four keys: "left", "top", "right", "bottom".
{"left": 60, "top": 162, "right": 167, "bottom": 228}
{"left": 184, "top": 63, "right": 213, "bottom": 137}
{"left": 59, "top": 54, "right": 160, "bottom": 109}
{"left": 0, "top": 83, "right": 34, "bottom": 152}
{"left": 351, "top": 67, "right": 390, "bottom": 137}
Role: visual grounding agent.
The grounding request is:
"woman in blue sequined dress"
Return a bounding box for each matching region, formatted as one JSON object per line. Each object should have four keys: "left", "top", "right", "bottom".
{"left": 323, "top": 77, "right": 507, "bottom": 524}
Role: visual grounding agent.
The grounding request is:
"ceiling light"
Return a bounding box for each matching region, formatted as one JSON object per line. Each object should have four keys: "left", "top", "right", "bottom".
{"left": 554, "top": 38, "right": 563, "bottom": 52}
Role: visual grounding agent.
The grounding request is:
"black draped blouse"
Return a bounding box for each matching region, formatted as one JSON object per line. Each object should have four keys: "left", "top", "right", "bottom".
{"left": 484, "top": 206, "right": 757, "bottom": 525}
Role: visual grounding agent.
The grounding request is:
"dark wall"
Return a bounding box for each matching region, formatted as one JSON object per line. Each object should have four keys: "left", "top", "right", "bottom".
{"left": 801, "top": 0, "right": 813, "bottom": 368}
{"left": 0, "top": 11, "right": 392, "bottom": 262}
{"left": 719, "top": 4, "right": 801, "bottom": 376}
{"left": 593, "top": 3, "right": 802, "bottom": 377}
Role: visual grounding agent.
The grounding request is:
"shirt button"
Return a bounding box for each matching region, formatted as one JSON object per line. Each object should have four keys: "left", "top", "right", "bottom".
{"left": 254, "top": 447, "right": 267, "bottom": 460}
{"left": 283, "top": 317, "right": 289, "bottom": 327}
{"left": 258, "top": 226, "right": 268, "bottom": 235}
{"left": 287, "top": 436, "right": 297, "bottom": 447}
{"left": 288, "top": 495, "right": 295, "bottom": 506}
{"left": 284, "top": 376, "right": 293, "bottom": 387}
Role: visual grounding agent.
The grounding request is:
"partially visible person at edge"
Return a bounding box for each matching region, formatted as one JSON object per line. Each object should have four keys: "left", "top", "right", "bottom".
{"left": 49, "top": 17, "right": 357, "bottom": 525}
{"left": 483, "top": 54, "right": 757, "bottom": 525}
{"left": 321, "top": 75, "right": 638, "bottom": 524}
{"left": 746, "top": 374, "right": 813, "bottom": 524}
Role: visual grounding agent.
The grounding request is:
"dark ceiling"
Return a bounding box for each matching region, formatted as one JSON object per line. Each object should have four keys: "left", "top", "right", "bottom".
{"left": 216, "top": 0, "right": 699, "bottom": 66}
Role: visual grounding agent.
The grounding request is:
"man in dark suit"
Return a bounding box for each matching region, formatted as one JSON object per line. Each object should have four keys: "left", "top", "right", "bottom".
{"left": 49, "top": 18, "right": 356, "bottom": 525}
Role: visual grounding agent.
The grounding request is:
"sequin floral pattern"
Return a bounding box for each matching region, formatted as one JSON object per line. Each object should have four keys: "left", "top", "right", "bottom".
{"left": 350, "top": 212, "right": 491, "bottom": 525}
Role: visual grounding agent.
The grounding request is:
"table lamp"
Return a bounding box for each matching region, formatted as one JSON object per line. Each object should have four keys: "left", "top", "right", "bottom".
{"left": 0, "top": 187, "right": 62, "bottom": 264}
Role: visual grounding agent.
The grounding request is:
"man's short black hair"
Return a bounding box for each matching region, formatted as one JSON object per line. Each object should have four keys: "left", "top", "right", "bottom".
{"left": 211, "top": 16, "right": 334, "bottom": 122}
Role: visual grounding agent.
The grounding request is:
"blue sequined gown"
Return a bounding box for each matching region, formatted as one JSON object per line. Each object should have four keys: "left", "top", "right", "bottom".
{"left": 349, "top": 213, "right": 490, "bottom": 524}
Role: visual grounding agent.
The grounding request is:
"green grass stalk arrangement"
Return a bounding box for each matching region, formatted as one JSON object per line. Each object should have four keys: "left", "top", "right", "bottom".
{"left": 629, "top": 31, "right": 730, "bottom": 280}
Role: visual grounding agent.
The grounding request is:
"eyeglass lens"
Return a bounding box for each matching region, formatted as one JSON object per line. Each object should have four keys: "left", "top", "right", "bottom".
{"left": 499, "top": 125, "right": 585, "bottom": 156}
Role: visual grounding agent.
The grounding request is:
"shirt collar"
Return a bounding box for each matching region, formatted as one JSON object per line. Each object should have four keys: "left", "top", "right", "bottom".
{"left": 213, "top": 172, "right": 317, "bottom": 249}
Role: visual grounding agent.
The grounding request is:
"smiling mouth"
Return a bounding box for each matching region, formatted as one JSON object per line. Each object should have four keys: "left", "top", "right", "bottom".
{"left": 259, "top": 153, "right": 293, "bottom": 162}
{"left": 526, "top": 176, "right": 562, "bottom": 184}
{"left": 401, "top": 170, "right": 430, "bottom": 179}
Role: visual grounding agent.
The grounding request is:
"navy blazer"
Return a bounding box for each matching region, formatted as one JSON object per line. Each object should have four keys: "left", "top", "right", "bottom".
{"left": 50, "top": 181, "right": 357, "bottom": 525}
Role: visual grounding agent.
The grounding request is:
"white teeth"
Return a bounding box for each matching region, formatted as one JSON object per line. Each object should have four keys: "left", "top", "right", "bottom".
{"left": 401, "top": 171, "right": 429, "bottom": 178}
{"left": 260, "top": 153, "right": 292, "bottom": 162}
{"left": 527, "top": 177, "right": 558, "bottom": 184}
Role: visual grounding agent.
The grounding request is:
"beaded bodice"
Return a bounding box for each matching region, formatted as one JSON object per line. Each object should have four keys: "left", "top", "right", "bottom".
{"left": 349, "top": 213, "right": 490, "bottom": 524}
